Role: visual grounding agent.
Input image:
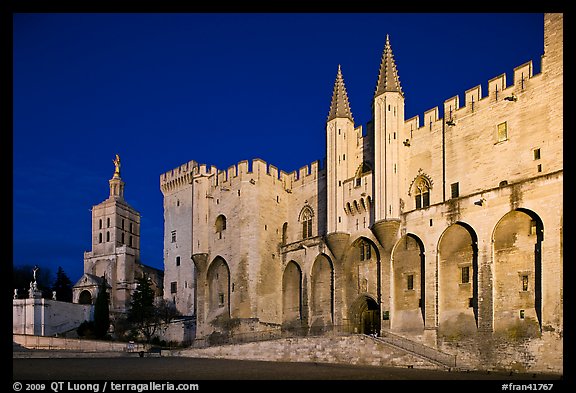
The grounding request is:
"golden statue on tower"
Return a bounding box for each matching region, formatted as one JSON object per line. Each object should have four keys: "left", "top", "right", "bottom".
{"left": 113, "top": 154, "right": 121, "bottom": 178}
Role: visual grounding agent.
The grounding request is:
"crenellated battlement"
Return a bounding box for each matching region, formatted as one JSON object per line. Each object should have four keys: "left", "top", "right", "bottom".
{"left": 162, "top": 157, "right": 324, "bottom": 195}
{"left": 406, "top": 59, "right": 538, "bottom": 133}
{"left": 286, "top": 160, "right": 323, "bottom": 190}
{"left": 160, "top": 160, "right": 198, "bottom": 193}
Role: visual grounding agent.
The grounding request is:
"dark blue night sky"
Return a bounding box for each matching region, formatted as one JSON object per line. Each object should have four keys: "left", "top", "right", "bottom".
{"left": 13, "top": 12, "right": 545, "bottom": 283}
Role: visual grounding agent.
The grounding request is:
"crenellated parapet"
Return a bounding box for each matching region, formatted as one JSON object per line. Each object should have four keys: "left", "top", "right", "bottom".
{"left": 161, "top": 157, "right": 325, "bottom": 196}
{"left": 160, "top": 160, "right": 196, "bottom": 193}
{"left": 405, "top": 59, "right": 538, "bottom": 135}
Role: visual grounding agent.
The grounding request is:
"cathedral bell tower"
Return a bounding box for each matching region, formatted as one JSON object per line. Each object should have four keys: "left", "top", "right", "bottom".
{"left": 76, "top": 154, "right": 143, "bottom": 313}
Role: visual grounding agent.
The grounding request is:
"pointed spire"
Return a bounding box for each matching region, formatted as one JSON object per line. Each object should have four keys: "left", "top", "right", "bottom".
{"left": 327, "top": 64, "right": 354, "bottom": 122}
{"left": 374, "top": 34, "right": 403, "bottom": 97}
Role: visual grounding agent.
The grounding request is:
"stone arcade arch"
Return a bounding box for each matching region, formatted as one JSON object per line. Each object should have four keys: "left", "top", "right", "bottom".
{"left": 78, "top": 290, "right": 93, "bottom": 305}
{"left": 493, "top": 209, "right": 543, "bottom": 334}
{"left": 343, "top": 237, "right": 381, "bottom": 334}
{"left": 206, "top": 257, "right": 230, "bottom": 320}
{"left": 349, "top": 295, "right": 380, "bottom": 335}
{"left": 282, "top": 261, "right": 303, "bottom": 329}
{"left": 390, "top": 234, "right": 425, "bottom": 332}
{"left": 437, "top": 222, "right": 478, "bottom": 338}
{"left": 310, "top": 254, "right": 334, "bottom": 333}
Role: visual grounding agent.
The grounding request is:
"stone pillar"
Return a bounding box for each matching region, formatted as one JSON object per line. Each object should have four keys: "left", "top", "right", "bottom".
{"left": 477, "top": 238, "right": 494, "bottom": 332}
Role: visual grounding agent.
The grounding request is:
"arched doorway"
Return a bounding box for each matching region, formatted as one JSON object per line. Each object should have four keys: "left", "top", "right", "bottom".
{"left": 349, "top": 295, "right": 380, "bottom": 335}
{"left": 78, "top": 290, "right": 92, "bottom": 305}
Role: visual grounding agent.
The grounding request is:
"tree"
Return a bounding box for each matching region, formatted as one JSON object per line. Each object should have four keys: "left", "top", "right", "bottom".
{"left": 156, "top": 298, "right": 181, "bottom": 325}
{"left": 127, "top": 275, "right": 158, "bottom": 342}
{"left": 93, "top": 277, "right": 110, "bottom": 339}
{"left": 51, "top": 266, "right": 73, "bottom": 302}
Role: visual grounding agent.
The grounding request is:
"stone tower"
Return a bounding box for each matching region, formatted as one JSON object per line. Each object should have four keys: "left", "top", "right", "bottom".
{"left": 326, "top": 65, "right": 355, "bottom": 234}
{"left": 73, "top": 155, "right": 163, "bottom": 314}
{"left": 370, "top": 35, "right": 405, "bottom": 253}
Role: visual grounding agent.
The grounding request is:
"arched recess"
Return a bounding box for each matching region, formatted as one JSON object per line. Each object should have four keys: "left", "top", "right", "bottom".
{"left": 206, "top": 256, "right": 230, "bottom": 319}
{"left": 78, "top": 290, "right": 93, "bottom": 305}
{"left": 310, "top": 254, "right": 334, "bottom": 332}
{"left": 437, "top": 222, "right": 478, "bottom": 338}
{"left": 390, "top": 234, "right": 425, "bottom": 332}
{"left": 215, "top": 215, "right": 227, "bottom": 239}
{"left": 493, "top": 209, "right": 543, "bottom": 335}
{"left": 346, "top": 236, "right": 381, "bottom": 301}
{"left": 341, "top": 237, "right": 381, "bottom": 334}
{"left": 282, "top": 261, "right": 303, "bottom": 329}
{"left": 349, "top": 294, "right": 380, "bottom": 335}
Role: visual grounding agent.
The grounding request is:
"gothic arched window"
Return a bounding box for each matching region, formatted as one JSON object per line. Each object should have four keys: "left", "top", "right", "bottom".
{"left": 300, "top": 206, "right": 314, "bottom": 239}
{"left": 414, "top": 177, "right": 431, "bottom": 209}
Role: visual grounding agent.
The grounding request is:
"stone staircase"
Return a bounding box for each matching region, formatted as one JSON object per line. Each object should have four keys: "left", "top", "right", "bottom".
{"left": 365, "top": 331, "right": 457, "bottom": 370}
{"left": 170, "top": 333, "right": 450, "bottom": 370}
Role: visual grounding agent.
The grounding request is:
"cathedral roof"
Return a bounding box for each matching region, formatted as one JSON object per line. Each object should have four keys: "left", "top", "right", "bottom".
{"left": 73, "top": 273, "right": 108, "bottom": 289}
{"left": 327, "top": 65, "right": 354, "bottom": 122}
{"left": 374, "top": 34, "right": 403, "bottom": 97}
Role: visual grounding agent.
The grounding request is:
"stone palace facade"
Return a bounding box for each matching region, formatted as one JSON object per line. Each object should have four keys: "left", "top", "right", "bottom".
{"left": 160, "top": 14, "right": 563, "bottom": 372}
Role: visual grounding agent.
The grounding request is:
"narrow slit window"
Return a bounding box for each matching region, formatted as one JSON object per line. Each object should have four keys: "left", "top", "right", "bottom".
{"left": 461, "top": 266, "right": 470, "bottom": 284}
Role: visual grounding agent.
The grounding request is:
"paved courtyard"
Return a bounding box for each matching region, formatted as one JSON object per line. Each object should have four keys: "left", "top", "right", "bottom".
{"left": 13, "top": 355, "right": 563, "bottom": 382}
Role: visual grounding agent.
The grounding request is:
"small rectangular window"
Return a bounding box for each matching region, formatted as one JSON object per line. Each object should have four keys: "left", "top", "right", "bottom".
{"left": 176, "top": 256, "right": 180, "bottom": 267}
{"left": 533, "top": 148, "right": 541, "bottom": 160}
{"left": 468, "top": 297, "right": 474, "bottom": 308}
{"left": 461, "top": 266, "right": 470, "bottom": 284}
{"left": 218, "top": 293, "right": 225, "bottom": 306}
{"left": 522, "top": 275, "right": 529, "bottom": 291}
{"left": 451, "top": 182, "right": 459, "bottom": 199}
{"left": 497, "top": 122, "right": 508, "bottom": 142}
{"left": 170, "top": 281, "right": 177, "bottom": 294}
{"left": 171, "top": 230, "right": 177, "bottom": 243}
{"left": 407, "top": 274, "right": 414, "bottom": 290}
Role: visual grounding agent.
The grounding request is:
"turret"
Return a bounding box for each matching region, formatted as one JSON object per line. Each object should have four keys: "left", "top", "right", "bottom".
{"left": 373, "top": 35, "right": 405, "bottom": 222}
{"left": 371, "top": 35, "right": 404, "bottom": 250}
{"left": 326, "top": 65, "right": 355, "bottom": 235}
